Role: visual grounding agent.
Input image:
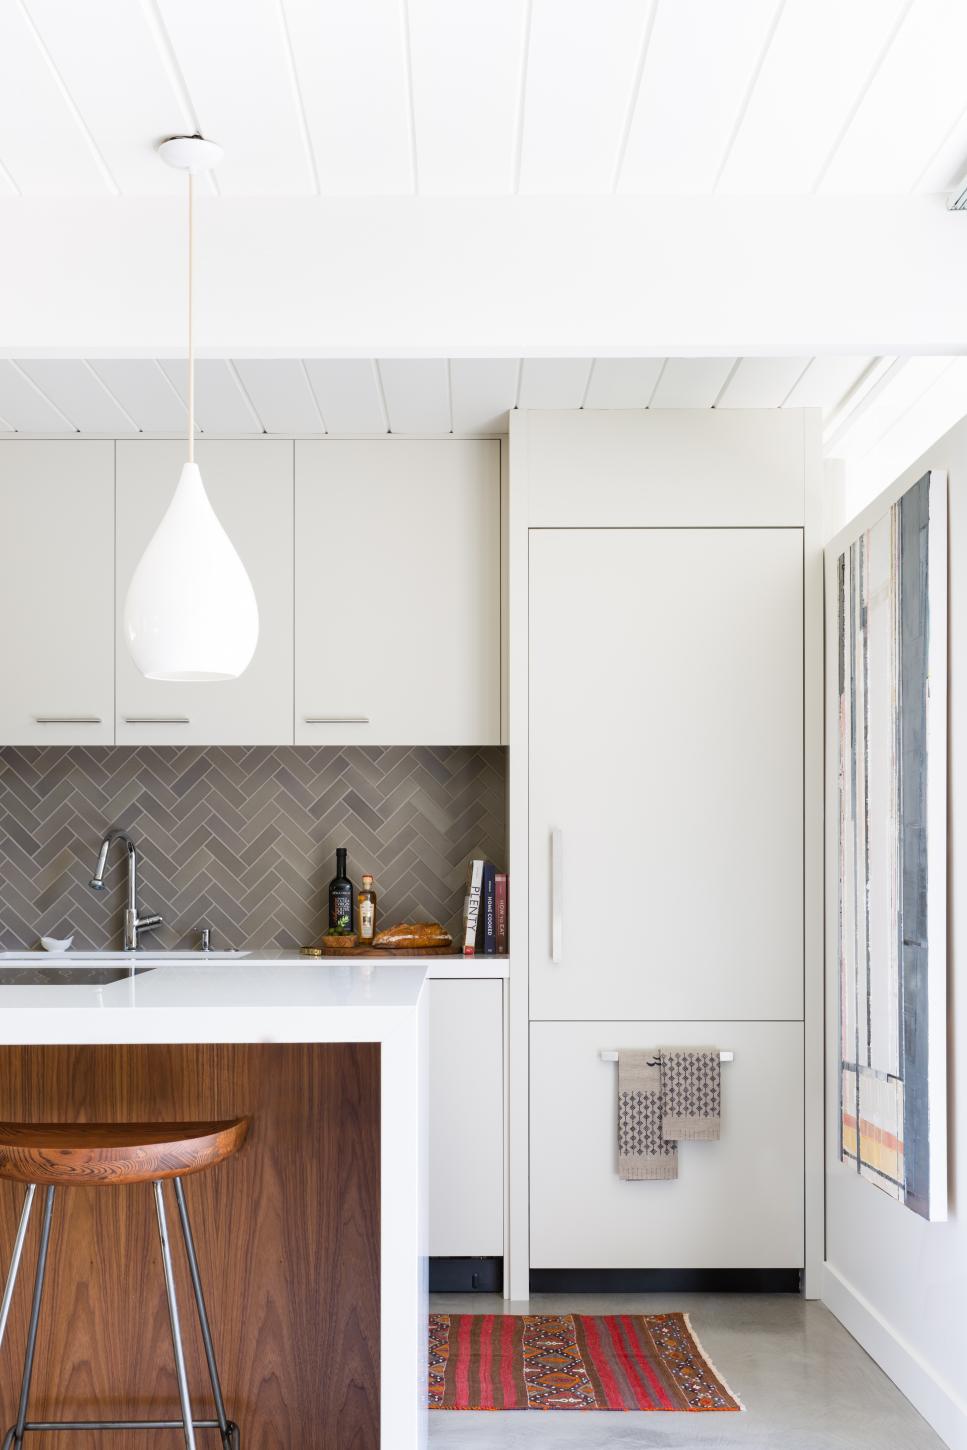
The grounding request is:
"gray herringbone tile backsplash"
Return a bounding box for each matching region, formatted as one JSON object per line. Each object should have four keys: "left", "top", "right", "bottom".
{"left": 0, "top": 746, "right": 507, "bottom": 951}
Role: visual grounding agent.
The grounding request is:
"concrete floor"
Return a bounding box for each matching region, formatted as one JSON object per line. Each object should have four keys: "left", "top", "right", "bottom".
{"left": 428, "top": 1293, "right": 945, "bottom": 1449}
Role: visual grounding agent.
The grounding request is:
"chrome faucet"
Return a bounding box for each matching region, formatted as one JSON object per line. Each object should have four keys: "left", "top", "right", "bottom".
{"left": 89, "top": 829, "right": 162, "bottom": 951}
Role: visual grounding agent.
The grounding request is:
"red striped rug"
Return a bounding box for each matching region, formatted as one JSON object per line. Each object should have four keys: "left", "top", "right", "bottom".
{"left": 428, "top": 1312, "right": 743, "bottom": 1412}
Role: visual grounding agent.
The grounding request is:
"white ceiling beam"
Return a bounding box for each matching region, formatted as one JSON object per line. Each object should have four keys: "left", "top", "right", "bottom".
{"left": 1, "top": 196, "right": 966, "bottom": 355}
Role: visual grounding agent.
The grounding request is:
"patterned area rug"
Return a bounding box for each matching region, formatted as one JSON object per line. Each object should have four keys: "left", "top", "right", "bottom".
{"left": 428, "top": 1312, "right": 743, "bottom": 1411}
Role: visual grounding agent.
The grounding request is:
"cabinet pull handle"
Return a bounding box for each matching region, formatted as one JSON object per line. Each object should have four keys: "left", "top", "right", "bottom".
{"left": 304, "top": 715, "right": 370, "bottom": 725}
{"left": 551, "top": 827, "right": 563, "bottom": 964}
{"left": 34, "top": 715, "right": 102, "bottom": 724}
{"left": 123, "top": 716, "right": 190, "bottom": 725}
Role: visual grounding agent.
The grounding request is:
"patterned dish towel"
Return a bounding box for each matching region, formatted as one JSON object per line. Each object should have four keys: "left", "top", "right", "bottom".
{"left": 617, "top": 1050, "right": 678, "bottom": 1180}
{"left": 660, "top": 1048, "right": 722, "bottom": 1141}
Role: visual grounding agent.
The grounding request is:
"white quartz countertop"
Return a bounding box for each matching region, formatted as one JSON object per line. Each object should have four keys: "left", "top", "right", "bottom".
{"left": 0, "top": 950, "right": 429, "bottom": 1045}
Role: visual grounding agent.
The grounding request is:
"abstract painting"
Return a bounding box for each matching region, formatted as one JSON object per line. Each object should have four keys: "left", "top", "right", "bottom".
{"left": 834, "top": 470, "right": 947, "bottom": 1221}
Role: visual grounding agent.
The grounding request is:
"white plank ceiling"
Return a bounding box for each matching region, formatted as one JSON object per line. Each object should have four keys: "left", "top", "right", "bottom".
{"left": 0, "top": 0, "right": 964, "bottom": 199}
{"left": 2, "top": 355, "right": 963, "bottom": 476}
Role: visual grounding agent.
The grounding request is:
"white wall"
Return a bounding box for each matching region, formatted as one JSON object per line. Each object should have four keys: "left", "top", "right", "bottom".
{"left": 824, "top": 415, "right": 967, "bottom": 1450}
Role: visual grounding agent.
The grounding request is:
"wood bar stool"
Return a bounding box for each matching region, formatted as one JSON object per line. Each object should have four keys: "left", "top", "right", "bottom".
{"left": 0, "top": 1118, "right": 250, "bottom": 1450}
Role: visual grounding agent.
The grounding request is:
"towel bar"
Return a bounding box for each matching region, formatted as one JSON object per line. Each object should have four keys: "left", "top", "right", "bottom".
{"left": 599, "top": 1050, "right": 734, "bottom": 1062}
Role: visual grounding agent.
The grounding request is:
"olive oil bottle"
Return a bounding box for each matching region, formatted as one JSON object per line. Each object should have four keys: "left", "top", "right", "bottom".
{"left": 328, "top": 848, "right": 354, "bottom": 934}
{"left": 358, "top": 874, "right": 377, "bottom": 945}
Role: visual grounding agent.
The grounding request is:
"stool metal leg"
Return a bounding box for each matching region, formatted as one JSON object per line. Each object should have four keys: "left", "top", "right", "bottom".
{"left": 0, "top": 1186, "right": 36, "bottom": 1354}
{"left": 0, "top": 1181, "right": 238, "bottom": 1447}
{"left": 153, "top": 1181, "right": 197, "bottom": 1450}
{"left": 172, "top": 1177, "right": 237, "bottom": 1449}
{"left": 10, "top": 1186, "right": 55, "bottom": 1449}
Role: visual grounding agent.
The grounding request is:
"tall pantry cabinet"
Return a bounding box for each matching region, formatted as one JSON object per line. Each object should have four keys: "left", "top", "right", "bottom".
{"left": 508, "top": 410, "right": 823, "bottom": 1297}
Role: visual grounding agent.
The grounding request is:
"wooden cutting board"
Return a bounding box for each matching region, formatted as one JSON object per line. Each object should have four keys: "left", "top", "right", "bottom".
{"left": 305, "top": 944, "right": 458, "bottom": 959}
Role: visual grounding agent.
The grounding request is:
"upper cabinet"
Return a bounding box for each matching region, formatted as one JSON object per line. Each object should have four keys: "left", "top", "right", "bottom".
{"left": 116, "top": 441, "right": 293, "bottom": 746}
{"left": 0, "top": 438, "right": 500, "bottom": 748}
{"left": 0, "top": 441, "right": 115, "bottom": 745}
{"left": 295, "top": 440, "right": 500, "bottom": 746}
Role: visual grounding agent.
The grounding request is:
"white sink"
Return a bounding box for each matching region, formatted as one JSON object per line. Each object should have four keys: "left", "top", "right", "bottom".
{"left": 0, "top": 951, "right": 249, "bottom": 963}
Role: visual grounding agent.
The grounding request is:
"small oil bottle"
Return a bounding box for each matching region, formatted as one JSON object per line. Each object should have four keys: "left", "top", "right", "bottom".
{"left": 358, "top": 874, "right": 377, "bottom": 945}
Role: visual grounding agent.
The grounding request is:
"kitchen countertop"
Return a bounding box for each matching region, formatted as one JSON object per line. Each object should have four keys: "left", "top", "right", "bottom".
{"left": 0, "top": 950, "right": 430, "bottom": 1044}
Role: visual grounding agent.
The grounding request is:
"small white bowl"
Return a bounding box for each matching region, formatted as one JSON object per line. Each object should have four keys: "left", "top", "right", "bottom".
{"left": 40, "top": 934, "right": 74, "bottom": 953}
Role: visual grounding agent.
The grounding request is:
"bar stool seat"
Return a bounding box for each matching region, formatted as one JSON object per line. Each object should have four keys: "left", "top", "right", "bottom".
{"left": 0, "top": 1119, "right": 249, "bottom": 1186}
{"left": 0, "top": 1117, "right": 250, "bottom": 1450}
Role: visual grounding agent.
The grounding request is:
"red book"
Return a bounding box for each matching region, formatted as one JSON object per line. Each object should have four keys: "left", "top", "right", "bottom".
{"left": 495, "top": 873, "right": 508, "bottom": 955}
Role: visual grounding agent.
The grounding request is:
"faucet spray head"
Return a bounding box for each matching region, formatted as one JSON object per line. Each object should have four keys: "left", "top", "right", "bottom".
{"left": 89, "top": 837, "right": 112, "bottom": 890}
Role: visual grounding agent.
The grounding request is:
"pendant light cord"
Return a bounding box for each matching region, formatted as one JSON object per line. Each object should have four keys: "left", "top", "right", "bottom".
{"left": 187, "top": 168, "right": 194, "bottom": 465}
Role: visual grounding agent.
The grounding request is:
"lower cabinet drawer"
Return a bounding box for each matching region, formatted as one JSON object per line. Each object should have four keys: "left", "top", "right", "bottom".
{"left": 530, "top": 1020, "right": 803, "bottom": 1269}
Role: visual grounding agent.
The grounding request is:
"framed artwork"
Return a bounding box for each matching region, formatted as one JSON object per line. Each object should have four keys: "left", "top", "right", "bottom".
{"left": 826, "top": 469, "right": 947, "bottom": 1221}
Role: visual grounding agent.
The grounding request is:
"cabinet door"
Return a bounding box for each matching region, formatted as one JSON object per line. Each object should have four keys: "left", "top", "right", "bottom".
{"left": 529, "top": 528, "right": 803, "bottom": 1021}
{"left": 428, "top": 979, "right": 503, "bottom": 1257}
{"left": 530, "top": 1020, "right": 804, "bottom": 1268}
{"left": 116, "top": 441, "right": 293, "bottom": 745}
{"left": 0, "top": 441, "right": 114, "bottom": 745}
{"left": 295, "top": 440, "right": 500, "bottom": 745}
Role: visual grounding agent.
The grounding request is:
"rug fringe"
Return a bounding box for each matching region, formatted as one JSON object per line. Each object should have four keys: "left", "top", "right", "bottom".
{"left": 681, "top": 1312, "right": 746, "bottom": 1411}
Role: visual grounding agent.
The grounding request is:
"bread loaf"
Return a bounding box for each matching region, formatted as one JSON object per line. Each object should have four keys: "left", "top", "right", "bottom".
{"left": 372, "top": 923, "right": 452, "bottom": 950}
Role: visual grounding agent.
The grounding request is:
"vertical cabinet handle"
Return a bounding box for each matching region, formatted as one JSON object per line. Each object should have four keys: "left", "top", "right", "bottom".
{"left": 551, "top": 827, "right": 563, "bottom": 964}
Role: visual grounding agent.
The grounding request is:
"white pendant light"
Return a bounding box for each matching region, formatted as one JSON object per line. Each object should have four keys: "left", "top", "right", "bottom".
{"left": 123, "top": 135, "right": 259, "bottom": 682}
